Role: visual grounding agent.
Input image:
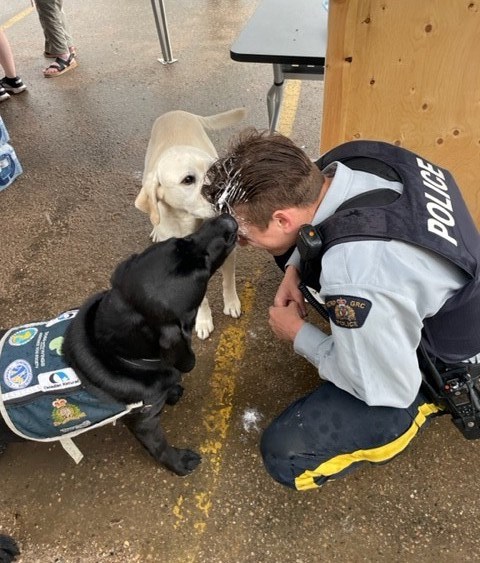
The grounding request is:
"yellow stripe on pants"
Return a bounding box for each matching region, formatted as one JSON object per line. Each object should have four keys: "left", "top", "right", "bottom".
{"left": 295, "top": 402, "right": 443, "bottom": 491}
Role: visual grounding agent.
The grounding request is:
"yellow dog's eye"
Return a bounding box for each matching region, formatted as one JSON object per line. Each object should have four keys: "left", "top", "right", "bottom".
{"left": 182, "top": 175, "right": 196, "bottom": 185}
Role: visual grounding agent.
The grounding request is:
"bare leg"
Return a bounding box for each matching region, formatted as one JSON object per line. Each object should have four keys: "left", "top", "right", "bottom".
{"left": 0, "top": 29, "right": 17, "bottom": 78}
{"left": 0, "top": 30, "right": 26, "bottom": 99}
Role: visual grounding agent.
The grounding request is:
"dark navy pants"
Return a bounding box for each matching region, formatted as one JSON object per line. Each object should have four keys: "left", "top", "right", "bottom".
{"left": 260, "top": 382, "right": 442, "bottom": 490}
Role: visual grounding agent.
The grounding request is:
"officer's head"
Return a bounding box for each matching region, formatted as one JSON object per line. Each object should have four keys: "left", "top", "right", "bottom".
{"left": 202, "top": 128, "right": 324, "bottom": 256}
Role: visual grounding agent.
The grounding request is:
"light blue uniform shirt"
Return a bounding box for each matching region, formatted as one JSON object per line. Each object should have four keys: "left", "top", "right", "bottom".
{"left": 289, "top": 162, "right": 468, "bottom": 408}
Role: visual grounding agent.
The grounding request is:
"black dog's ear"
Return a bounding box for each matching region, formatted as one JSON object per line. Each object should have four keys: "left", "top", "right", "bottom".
{"left": 158, "top": 324, "right": 196, "bottom": 373}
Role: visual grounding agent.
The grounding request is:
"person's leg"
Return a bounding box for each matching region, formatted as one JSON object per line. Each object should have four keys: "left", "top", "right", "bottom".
{"left": 35, "top": 0, "right": 68, "bottom": 55}
{"left": 43, "top": 5, "right": 76, "bottom": 57}
{"left": 0, "top": 29, "right": 17, "bottom": 78}
{"left": 260, "top": 382, "right": 442, "bottom": 490}
{"left": 59, "top": 6, "right": 74, "bottom": 51}
{"left": 0, "top": 29, "right": 26, "bottom": 99}
{"left": 35, "top": 0, "right": 77, "bottom": 76}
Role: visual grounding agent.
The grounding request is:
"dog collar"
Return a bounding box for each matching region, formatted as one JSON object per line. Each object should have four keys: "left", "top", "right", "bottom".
{"left": 115, "top": 356, "right": 165, "bottom": 370}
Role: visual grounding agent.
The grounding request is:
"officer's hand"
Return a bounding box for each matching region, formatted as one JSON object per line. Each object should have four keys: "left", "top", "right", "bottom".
{"left": 269, "top": 301, "right": 305, "bottom": 342}
{"left": 274, "top": 265, "right": 307, "bottom": 317}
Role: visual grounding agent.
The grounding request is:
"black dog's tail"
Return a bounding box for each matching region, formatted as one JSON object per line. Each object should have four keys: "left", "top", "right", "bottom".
{"left": 0, "top": 535, "right": 19, "bottom": 563}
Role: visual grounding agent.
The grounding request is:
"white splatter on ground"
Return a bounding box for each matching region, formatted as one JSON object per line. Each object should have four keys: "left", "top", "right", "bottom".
{"left": 241, "top": 407, "right": 263, "bottom": 432}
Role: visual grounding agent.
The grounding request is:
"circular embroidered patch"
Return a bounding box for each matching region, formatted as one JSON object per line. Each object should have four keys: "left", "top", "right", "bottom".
{"left": 325, "top": 295, "right": 372, "bottom": 329}
{"left": 8, "top": 327, "right": 38, "bottom": 346}
{"left": 4, "top": 359, "right": 33, "bottom": 389}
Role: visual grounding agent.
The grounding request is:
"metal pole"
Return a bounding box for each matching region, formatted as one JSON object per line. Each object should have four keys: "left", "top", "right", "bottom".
{"left": 150, "top": 0, "right": 177, "bottom": 64}
{"left": 267, "top": 64, "right": 285, "bottom": 132}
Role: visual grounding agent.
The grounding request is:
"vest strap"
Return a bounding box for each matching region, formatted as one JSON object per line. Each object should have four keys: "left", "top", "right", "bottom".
{"left": 60, "top": 437, "right": 84, "bottom": 464}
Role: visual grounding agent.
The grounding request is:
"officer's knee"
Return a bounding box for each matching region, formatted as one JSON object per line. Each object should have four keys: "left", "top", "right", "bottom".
{"left": 260, "top": 422, "right": 298, "bottom": 490}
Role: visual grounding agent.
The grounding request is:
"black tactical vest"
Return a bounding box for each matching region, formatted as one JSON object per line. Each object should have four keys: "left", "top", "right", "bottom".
{"left": 298, "top": 140, "right": 480, "bottom": 363}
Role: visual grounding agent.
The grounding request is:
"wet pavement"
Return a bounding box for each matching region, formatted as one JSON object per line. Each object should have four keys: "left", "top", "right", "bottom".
{"left": 0, "top": 1, "right": 479, "bottom": 562}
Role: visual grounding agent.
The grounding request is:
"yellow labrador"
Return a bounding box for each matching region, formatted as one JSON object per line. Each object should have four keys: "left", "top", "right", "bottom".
{"left": 135, "top": 108, "right": 246, "bottom": 339}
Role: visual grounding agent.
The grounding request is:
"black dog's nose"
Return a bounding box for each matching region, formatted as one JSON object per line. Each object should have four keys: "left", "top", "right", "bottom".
{"left": 197, "top": 214, "right": 238, "bottom": 245}
{"left": 219, "top": 214, "right": 238, "bottom": 244}
{"left": 217, "top": 213, "right": 238, "bottom": 232}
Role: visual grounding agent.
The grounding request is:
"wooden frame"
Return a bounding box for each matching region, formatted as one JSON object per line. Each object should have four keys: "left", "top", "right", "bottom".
{"left": 321, "top": 0, "right": 480, "bottom": 224}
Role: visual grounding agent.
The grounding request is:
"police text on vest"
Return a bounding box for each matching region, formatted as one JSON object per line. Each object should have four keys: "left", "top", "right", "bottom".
{"left": 417, "top": 157, "right": 458, "bottom": 247}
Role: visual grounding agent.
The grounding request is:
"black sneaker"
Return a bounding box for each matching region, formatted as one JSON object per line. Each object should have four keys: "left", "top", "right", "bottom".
{"left": 0, "top": 86, "right": 10, "bottom": 102}
{"left": 0, "top": 76, "right": 27, "bottom": 94}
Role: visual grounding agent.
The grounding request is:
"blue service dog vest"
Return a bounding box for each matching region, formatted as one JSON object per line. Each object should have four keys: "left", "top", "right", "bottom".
{"left": 0, "top": 310, "right": 142, "bottom": 462}
{"left": 300, "top": 140, "right": 480, "bottom": 363}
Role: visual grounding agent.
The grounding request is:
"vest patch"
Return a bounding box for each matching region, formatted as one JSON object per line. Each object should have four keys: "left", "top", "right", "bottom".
{"left": 0, "top": 312, "right": 140, "bottom": 443}
{"left": 325, "top": 295, "right": 372, "bottom": 329}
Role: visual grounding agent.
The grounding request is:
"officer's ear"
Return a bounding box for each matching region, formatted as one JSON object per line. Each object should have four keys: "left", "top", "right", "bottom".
{"left": 272, "top": 210, "right": 298, "bottom": 234}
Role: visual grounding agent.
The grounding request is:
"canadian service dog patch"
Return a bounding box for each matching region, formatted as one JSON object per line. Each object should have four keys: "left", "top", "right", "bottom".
{"left": 325, "top": 295, "right": 372, "bottom": 329}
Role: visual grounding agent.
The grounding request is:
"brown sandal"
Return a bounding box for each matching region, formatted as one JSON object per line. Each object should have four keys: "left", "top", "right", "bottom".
{"left": 43, "top": 54, "right": 78, "bottom": 78}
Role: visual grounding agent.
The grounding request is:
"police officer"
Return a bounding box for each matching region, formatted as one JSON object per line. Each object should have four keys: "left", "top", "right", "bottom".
{"left": 202, "top": 129, "right": 480, "bottom": 491}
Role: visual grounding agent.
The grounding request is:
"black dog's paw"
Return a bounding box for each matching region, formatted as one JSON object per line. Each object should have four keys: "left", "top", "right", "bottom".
{"left": 166, "top": 448, "right": 201, "bottom": 476}
{"left": 165, "top": 384, "right": 184, "bottom": 406}
{"left": 0, "top": 444, "right": 7, "bottom": 456}
{"left": 0, "top": 535, "right": 20, "bottom": 563}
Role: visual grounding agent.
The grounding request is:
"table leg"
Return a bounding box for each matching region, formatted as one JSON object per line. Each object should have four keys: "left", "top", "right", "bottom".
{"left": 267, "top": 64, "right": 285, "bottom": 132}
{"left": 150, "top": 0, "right": 178, "bottom": 64}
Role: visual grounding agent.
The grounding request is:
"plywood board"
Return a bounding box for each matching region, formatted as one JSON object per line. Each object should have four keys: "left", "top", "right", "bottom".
{"left": 321, "top": 0, "right": 480, "bottom": 224}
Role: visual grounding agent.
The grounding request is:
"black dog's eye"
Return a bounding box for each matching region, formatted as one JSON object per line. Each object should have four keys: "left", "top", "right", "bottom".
{"left": 182, "top": 175, "right": 196, "bottom": 185}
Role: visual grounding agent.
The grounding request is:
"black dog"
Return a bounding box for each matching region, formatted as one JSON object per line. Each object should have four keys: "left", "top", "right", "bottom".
{"left": 0, "top": 536, "right": 18, "bottom": 563}
{"left": 0, "top": 214, "right": 238, "bottom": 478}
{"left": 0, "top": 535, "right": 19, "bottom": 563}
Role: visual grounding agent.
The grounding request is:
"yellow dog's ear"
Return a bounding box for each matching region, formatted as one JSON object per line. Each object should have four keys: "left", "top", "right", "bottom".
{"left": 135, "top": 182, "right": 161, "bottom": 226}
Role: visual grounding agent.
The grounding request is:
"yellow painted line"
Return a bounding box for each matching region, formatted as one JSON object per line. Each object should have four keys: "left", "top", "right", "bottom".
{"left": 171, "top": 272, "right": 260, "bottom": 552}
{"left": 277, "top": 80, "right": 302, "bottom": 137}
{"left": 1, "top": 7, "right": 35, "bottom": 30}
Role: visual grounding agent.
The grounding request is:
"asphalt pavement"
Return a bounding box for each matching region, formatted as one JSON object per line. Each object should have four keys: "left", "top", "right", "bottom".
{"left": 0, "top": 1, "right": 479, "bottom": 562}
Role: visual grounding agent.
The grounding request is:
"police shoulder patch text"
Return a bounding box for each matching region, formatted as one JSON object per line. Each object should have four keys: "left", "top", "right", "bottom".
{"left": 325, "top": 295, "right": 372, "bottom": 329}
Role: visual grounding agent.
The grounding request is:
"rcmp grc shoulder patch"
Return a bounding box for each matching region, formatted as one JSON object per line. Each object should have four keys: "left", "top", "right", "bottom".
{"left": 325, "top": 295, "right": 372, "bottom": 329}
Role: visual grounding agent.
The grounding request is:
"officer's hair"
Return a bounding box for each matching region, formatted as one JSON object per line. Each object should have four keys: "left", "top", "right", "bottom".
{"left": 202, "top": 128, "right": 323, "bottom": 229}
